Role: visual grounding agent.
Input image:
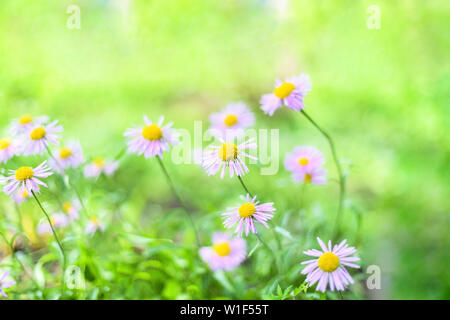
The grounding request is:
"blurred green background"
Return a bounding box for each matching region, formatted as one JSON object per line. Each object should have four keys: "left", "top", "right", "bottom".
{"left": 0, "top": 0, "right": 449, "bottom": 299}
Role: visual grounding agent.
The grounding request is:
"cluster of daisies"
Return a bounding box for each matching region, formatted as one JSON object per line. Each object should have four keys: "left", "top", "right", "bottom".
{"left": 0, "top": 73, "right": 359, "bottom": 297}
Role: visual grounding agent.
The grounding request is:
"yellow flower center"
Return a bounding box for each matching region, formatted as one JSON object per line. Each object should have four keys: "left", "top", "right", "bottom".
{"left": 318, "top": 252, "right": 340, "bottom": 272}
{"left": 19, "top": 115, "right": 33, "bottom": 125}
{"left": 50, "top": 217, "right": 56, "bottom": 226}
{"left": 304, "top": 173, "right": 312, "bottom": 184}
{"left": 63, "top": 202, "right": 72, "bottom": 213}
{"left": 274, "top": 82, "right": 296, "bottom": 99}
{"left": 59, "top": 148, "right": 72, "bottom": 159}
{"left": 142, "top": 124, "right": 163, "bottom": 141}
{"left": 0, "top": 138, "right": 11, "bottom": 150}
{"left": 298, "top": 157, "right": 309, "bottom": 166}
{"left": 213, "top": 242, "right": 231, "bottom": 257}
{"left": 22, "top": 189, "right": 29, "bottom": 198}
{"left": 90, "top": 217, "right": 99, "bottom": 226}
{"left": 224, "top": 114, "right": 238, "bottom": 127}
{"left": 93, "top": 157, "right": 105, "bottom": 169}
{"left": 238, "top": 202, "right": 256, "bottom": 218}
{"left": 30, "top": 127, "right": 46, "bottom": 140}
{"left": 15, "top": 167, "right": 34, "bottom": 181}
{"left": 218, "top": 143, "right": 238, "bottom": 161}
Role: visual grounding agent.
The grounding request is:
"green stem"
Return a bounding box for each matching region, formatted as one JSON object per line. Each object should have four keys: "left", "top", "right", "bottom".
{"left": 300, "top": 110, "right": 346, "bottom": 240}
{"left": 156, "top": 156, "right": 201, "bottom": 247}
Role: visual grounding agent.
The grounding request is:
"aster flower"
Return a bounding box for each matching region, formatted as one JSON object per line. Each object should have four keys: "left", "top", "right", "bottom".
{"left": 301, "top": 238, "right": 360, "bottom": 292}
{"left": 0, "top": 270, "right": 15, "bottom": 298}
{"left": 0, "top": 161, "right": 53, "bottom": 196}
{"left": 61, "top": 199, "right": 81, "bottom": 221}
{"left": 292, "top": 167, "right": 327, "bottom": 185}
{"left": 124, "top": 115, "right": 180, "bottom": 159}
{"left": 285, "top": 146, "right": 325, "bottom": 174}
{"left": 199, "top": 232, "right": 246, "bottom": 271}
{"left": 83, "top": 157, "right": 118, "bottom": 179}
{"left": 37, "top": 213, "right": 69, "bottom": 235}
{"left": 85, "top": 216, "right": 105, "bottom": 235}
{"left": 21, "top": 120, "right": 63, "bottom": 156}
{"left": 48, "top": 141, "right": 84, "bottom": 174}
{"left": 202, "top": 138, "right": 257, "bottom": 178}
{"left": 9, "top": 114, "right": 48, "bottom": 135}
{"left": 0, "top": 137, "right": 18, "bottom": 163}
{"left": 209, "top": 102, "right": 255, "bottom": 138}
{"left": 260, "top": 73, "right": 311, "bottom": 116}
{"left": 13, "top": 187, "right": 31, "bottom": 204}
{"left": 222, "top": 194, "right": 275, "bottom": 236}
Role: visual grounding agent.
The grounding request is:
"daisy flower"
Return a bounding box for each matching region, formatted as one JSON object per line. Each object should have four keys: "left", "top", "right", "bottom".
{"left": 83, "top": 157, "right": 118, "bottom": 179}
{"left": 202, "top": 138, "right": 257, "bottom": 178}
{"left": 37, "top": 213, "right": 69, "bottom": 235}
{"left": 1, "top": 161, "right": 53, "bottom": 196}
{"left": 222, "top": 194, "right": 276, "bottom": 236}
{"left": 48, "top": 141, "right": 84, "bottom": 174}
{"left": 13, "top": 187, "right": 31, "bottom": 204}
{"left": 209, "top": 102, "right": 255, "bottom": 138}
{"left": 0, "top": 137, "right": 18, "bottom": 163}
{"left": 9, "top": 114, "right": 48, "bottom": 135}
{"left": 0, "top": 270, "right": 15, "bottom": 298}
{"left": 61, "top": 199, "right": 81, "bottom": 221}
{"left": 199, "top": 232, "right": 246, "bottom": 271}
{"left": 124, "top": 115, "right": 180, "bottom": 159}
{"left": 284, "top": 146, "right": 325, "bottom": 174}
{"left": 301, "top": 237, "right": 360, "bottom": 292}
{"left": 85, "top": 217, "right": 105, "bottom": 235}
{"left": 260, "top": 73, "right": 311, "bottom": 116}
{"left": 21, "top": 120, "right": 63, "bottom": 156}
{"left": 292, "top": 167, "right": 327, "bottom": 185}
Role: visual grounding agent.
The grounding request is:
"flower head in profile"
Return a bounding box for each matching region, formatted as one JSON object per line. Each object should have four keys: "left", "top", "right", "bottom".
{"left": 49, "top": 141, "right": 84, "bottom": 174}
{"left": 21, "top": 120, "right": 63, "bottom": 155}
{"left": 202, "top": 138, "right": 257, "bottom": 178}
{"left": 124, "top": 115, "right": 180, "bottom": 159}
{"left": 285, "top": 146, "right": 325, "bottom": 174}
{"left": 85, "top": 216, "right": 105, "bottom": 236}
{"left": 260, "top": 73, "right": 311, "bottom": 116}
{"left": 209, "top": 102, "right": 255, "bottom": 138}
{"left": 0, "top": 137, "right": 18, "bottom": 163}
{"left": 37, "top": 213, "right": 69, "bottom": 235}
{"left": 13, "top": 187, "right": 31, "bottom": 204}
{"left": 0, "top": 270, "right": 15, "bottom": 298}
{"left": 83, "top": 157, "right": 118, "bottom": 179}
{"left": 1, "top": 161, "right": 53, "bottom": 196}
{"left": 222, "top": 194, "right": 275, "bottom": 236}
{"left": 9, "top": 114, "right": 48, "bottom": 135}
{"left": 199, "top": 232, "right": 246, "bottom": 271}
{"left": 61, "top": 199, "right": 81, "bottom": 221}
{"left": 292, "top": 167, "right": 327, "bottom": 185}
{"left": 301, "top": 238, "right": 360, "bottom": 292}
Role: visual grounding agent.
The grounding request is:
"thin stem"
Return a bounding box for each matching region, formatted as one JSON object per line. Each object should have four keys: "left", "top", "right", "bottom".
{"left": 237, "top": 176, "right": 253, "bottom": 197}
{"left": 300, "top": 110, "right": 346, "bottom": 240}
{"left": 255, "top": 233, "right": 280, "bottom": 275}
{"left": 156, "top": 156, "right": 201, "bottom": 247}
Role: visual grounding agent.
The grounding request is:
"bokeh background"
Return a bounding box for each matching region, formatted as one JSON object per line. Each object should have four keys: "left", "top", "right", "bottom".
{"left": 0, "top": 0, "right": 449, "bottom": 299}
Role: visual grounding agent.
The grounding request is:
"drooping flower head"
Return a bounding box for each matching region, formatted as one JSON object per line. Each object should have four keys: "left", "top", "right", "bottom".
{"left": 21, "top": 120, "right": 63, "bottom": 156}
{"left": 37, "top": 213, "right": 69, "bottom": 235}
{"left": 48, "top": 141, "right": 84, "bottom": 174}
{"left": 285, "top": 146, "right": 325, "bottom": 174}
{"left": 260, "top": 73, "right": 311, "bottom": 116}
{"left": 202, "top": 138, "right": 257, "bottom": 178}
{"left": 292, "top": 167, "right": 327, "bottom": 185}
{"left": 85, "top": 216, "right": 105, "bottom": 235}
{"left": 124, "top": 115, "right": 180, "bottom": 159}
{"left": 83, "top": 157, "right": 118, "bottom": 179}
{"left": 0, "top": 137, "right": 18, "bottom": 163}
{"left": 209, "top": 102, "right": 255, "bottom": 138}
{"left": 301, "top": 238, "right": 360, "bottom": 292}
{"left": 61, "top": 199, "right": 81, "bottom": 221}
{"left": 0, "top": 270, "right": 15, "bottom": 298}
{"left": 1, "top": 161, "right": 53, "bottom": 196}
{"left": 199, "top": 232, "right": 246, "bottom": 271}
{"left": 222, "top": 194, "right": 275, "bottom": 236}
{"left": 9, "top": 114, "right": 48, "bottom": 135}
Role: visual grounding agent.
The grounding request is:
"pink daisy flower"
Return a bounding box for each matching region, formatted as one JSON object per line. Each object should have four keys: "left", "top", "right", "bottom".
{"left": 9, "top": 114, "right": 48, "bottom": 135}
{"left": 301, "top": 238, "right": 360, "bottom": 292}
{"left": 61, "top": 199, "right": 81, "bottom": 221}
{"left": 0, "top": 270, "right": 15, "bottom": 298}
{"left": 0, "top": 137, "right": 18, "bottom": 163}
{"left": 285, "top": 146, "right": 325, "bottom": 174}
{"left": 83, "top": 157, "right": 118, "bottom": 179}
{"left": 292, "top": 167, "right": 327, "bottom": 185}
{"left": 13, "top": 187, "right": 31, "bottom": 204}
{"left": 222, "top": 194, "right": 276, "bottom": 236}
{"left": 124, "top": 115, "right": 180, "bottom": 159}
{"left": 199, "top": 232, "right": 246, "bottom": 271}
{"left": 21, "top": 120, "right": 63, "bottom": 156}
{"left": 48, "top": 141, "right": 84, "bottom": 174}
{"left": 85, "top": 217, "right": 105, "bottom": 235}
{"left": 202, "top": 138, "right": 257, "bottom": 178}
{"left": 260, "top": 73, "right": 312, "bottom": 116}
{"left": 37, "top": 213, "right": 69, "bottom": 235}
{"left": 209, "top": 102, "right": 255, "bottom": 138}
{"left": 1, "top": 161, "right": 53, "bottom": 196}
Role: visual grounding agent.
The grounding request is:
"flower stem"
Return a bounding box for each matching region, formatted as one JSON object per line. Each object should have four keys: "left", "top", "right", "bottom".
{"left": 300, "top": 110, "right": 346, "bottom": 240}
{"left": 156, "top": 156, "right": 201, "bottom": 247}
{"left": 237, "top": 176, "right": 253, "bottom": 197}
